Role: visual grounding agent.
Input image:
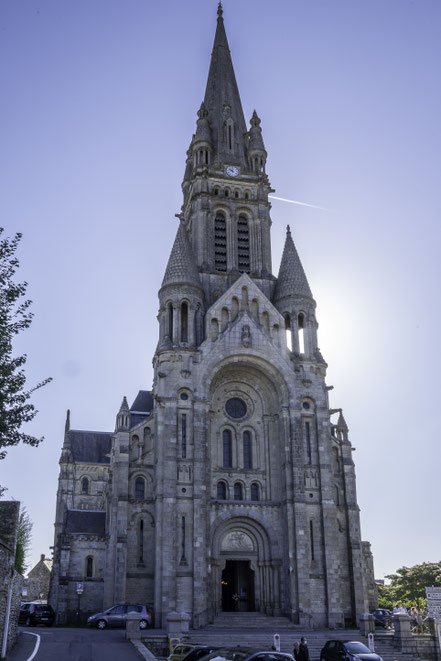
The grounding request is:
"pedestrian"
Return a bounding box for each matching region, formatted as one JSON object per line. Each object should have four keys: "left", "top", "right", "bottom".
{"left": 399, "top": 603, "right": 408, "bottom": 614}
{"left": 410, "top": 607, "right": 418, "bottom": 630}
{"left": 298, "top": 637, "right": 310, "bottom": 661}
{"left": 293, "top": 642, "right": 299, "bottom": 661}
{"left": 416, "top": 608, "right": 424, "bottom": 634}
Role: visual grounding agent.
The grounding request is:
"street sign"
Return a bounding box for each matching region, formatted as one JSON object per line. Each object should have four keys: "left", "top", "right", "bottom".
{"left": 76, "top": 582, "right": 84, "bottom": 594}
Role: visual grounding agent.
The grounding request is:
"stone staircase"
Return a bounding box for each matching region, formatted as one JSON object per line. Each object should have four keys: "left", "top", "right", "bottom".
{"left": 185, "top": 613, "right": 428, "bottom": 661}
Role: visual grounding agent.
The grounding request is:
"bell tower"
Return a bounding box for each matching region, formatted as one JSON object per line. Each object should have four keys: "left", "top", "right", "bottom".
{"left": 179, "top": 3, "right": 274, "bottom": 308}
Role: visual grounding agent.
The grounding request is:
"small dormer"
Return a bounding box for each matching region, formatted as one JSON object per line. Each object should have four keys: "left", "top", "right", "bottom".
{"left": 247, "top": 111, "right": 267, "bottom": 174}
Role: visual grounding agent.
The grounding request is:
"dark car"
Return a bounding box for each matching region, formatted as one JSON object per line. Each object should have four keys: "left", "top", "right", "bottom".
{"left": 370, "top": 609, "right": 393, "bottom": 628}
{"left": 87, "top": 604, "right": 152, "bottom": 629}
{"left": 18, "top": 603, "right": 55, "bottom": 627}
{"left": 198, "top": 647, "right": 295, "bottom": 661}
{"left": 320, "top": 641, "right": 383, "bottom": 661}
{"left": 182, "top": 647, "right": 221, "bottom": 661}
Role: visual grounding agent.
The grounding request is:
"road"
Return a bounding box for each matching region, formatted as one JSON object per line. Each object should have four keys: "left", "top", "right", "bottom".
{"left": 8, "top": 626, "right": 144, "bottom": 661}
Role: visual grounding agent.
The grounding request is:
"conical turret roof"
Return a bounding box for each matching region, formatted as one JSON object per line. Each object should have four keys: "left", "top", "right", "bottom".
{"left": 274, "top": 226, "right": 313, "bottom": 301}
{"left": 337, "top": 411, "right": 349, "bottom": 433}
{"left": 203, "top": 3, "right": 247, "bottom": 164}
{"left": 161, "top": 221, "right": 201, "bottom": 289}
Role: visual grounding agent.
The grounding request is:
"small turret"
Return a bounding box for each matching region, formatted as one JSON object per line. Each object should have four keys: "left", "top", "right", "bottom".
{"left": 248, "top": 111, "right": 267, "bottom": 174}
{"left": 336, "top": 411, "right": 349, "bottom": 443}
{"left": 158, "top": 221, "right": 204, "bottom": 350}
{"left": 115, "top": 397, "right": 130, "bottom": 432}
{"left": 273, "top": 226, "right": 319, "bottom": 358}
{"left": 191, "top": 102, "right": 213, "bottom": 169}
{"left": 60, "top": 409, "right": 72, "bottom": 462}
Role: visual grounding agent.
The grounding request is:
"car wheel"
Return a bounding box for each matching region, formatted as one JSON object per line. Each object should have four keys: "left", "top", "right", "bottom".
{"left": 45, "top": 623, "right": 53, "bottom": 627}
{"left": 139, "top": 619, "right": 148, "bottom": 629}
{"left": 96, "top": 619, "right": 107, "bottom": 630}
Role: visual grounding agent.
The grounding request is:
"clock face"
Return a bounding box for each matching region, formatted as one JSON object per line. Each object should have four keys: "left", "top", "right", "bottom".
{"left": 226, "top": 165, "right": 239, "bottom": 177}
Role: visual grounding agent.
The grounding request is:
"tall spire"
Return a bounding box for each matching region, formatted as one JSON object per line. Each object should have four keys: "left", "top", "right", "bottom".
{"left": 161, "top": 220, "right": 201, "bottom": 290}
{"left": 274, "top": 226, "right": 313, "bottom": 302}
{"left": 203, "top": 4, "right": 247, "bottom": 166}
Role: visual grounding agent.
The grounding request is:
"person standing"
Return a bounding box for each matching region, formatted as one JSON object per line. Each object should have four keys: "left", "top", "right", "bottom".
{"left": 293, "top": 642, "right": 299, "bottom": 661}
{"left": 298, "top": 637, "right": 310, "bottom": 661}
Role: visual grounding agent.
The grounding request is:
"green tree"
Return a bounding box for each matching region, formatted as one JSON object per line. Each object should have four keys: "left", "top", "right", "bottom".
{"left": 15, "top": 506, "right": 33, "bottom": 574}
{"left": 0, "top": 228, "right": 51, "bottom": 463}
{"left": 385, "top": 562, "right": 441, "bottom": 608}
{"left": 377, "top": 581, "right": 395, "bottom": 610}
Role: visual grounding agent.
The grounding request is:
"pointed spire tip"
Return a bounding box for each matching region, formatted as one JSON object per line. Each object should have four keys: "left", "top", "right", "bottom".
{"left": 217, "top": 2, "right": 223, "bottom": 19}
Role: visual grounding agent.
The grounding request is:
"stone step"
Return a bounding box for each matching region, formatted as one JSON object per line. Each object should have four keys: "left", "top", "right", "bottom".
{"left": 186, "top": 628, "right": 427, "bottom": 661}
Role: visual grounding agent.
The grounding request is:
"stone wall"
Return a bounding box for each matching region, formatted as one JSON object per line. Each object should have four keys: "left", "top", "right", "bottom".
{"left": 0, "top": 501, "right": 22, "bottom": 656}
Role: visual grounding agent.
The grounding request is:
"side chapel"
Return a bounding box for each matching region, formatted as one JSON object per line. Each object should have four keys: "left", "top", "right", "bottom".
{"left": 50, "top": 4, "right": 377, "bottom": 628}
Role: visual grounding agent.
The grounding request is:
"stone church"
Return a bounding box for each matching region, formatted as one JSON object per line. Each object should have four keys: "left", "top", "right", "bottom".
{"left": 49, "top": 4, "right": 377, "bottom": 628}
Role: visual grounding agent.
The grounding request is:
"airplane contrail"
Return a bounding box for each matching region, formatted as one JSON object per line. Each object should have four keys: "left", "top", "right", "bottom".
{"left": 269, "top": 195, "right": 329, "bottom": 212}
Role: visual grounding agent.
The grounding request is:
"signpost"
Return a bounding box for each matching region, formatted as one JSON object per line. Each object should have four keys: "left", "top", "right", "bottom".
{"left": 426, "top": 587, "right": 441, "bottom": 659}
{"left": 76, "top": 583, "right": 84, "bottom": 624}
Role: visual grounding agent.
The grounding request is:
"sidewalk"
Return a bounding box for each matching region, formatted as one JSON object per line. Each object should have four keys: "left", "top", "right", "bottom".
{"left": 4, "top": 630, "right": 38, "bottom": 661}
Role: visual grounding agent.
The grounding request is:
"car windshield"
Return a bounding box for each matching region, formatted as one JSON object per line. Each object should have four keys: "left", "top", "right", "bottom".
{"left": 203, "top": 650, "right": 252, "bottom": 661}
{"left": 345, "top": 643, "right": 372, "bottom": 655}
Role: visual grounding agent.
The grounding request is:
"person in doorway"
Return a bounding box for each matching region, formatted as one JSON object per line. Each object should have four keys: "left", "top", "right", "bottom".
{"left": 298, "top": 637, "right": 310, "bottom": 661}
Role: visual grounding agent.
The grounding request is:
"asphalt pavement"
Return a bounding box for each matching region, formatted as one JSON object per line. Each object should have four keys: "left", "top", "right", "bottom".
{"left": 5, "top": 626, "right": 143, "bottom": 661}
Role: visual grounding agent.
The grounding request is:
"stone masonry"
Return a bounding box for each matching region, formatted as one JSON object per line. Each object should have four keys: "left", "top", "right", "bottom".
{"left": 49, "top": 5, "right": 377, "bottom": 629}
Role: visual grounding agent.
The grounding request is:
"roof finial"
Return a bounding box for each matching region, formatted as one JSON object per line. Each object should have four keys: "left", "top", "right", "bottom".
{"left": 286, "top": 224, "right": 291, "bottom": 236}
{"left": 65, "top": 409, "right": 70, "bottom": 433}
{"left": 217, "top": 2, "right": 223, "bottom": 19}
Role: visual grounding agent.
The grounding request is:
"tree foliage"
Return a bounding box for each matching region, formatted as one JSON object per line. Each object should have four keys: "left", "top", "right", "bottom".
{"left": 15, "top": 507, "right": 33, "bottom": 574}
{"left": 378, "top": 562, "right": 441, "bottom": 609}
{"left": 0, "top": 228, "right": 51, "bottom": 461}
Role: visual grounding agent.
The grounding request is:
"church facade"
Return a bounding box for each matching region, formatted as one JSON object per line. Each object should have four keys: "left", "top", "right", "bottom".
{"left": 49, "top": 5, "right": 377, "bottom": 628}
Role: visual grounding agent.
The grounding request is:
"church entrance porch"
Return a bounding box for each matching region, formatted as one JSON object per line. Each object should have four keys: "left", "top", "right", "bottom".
{"left": 221, "top": 560, "right": 255, "bottom": 612}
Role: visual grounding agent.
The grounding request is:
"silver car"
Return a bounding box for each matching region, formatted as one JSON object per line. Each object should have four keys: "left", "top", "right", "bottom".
{"left": 87, "top": 603, "right": 152, "bottom": 629}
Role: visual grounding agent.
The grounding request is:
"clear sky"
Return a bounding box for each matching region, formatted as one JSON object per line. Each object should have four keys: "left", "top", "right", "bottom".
{"left": 1, "top": 0, "right": 440, "bottom": 581}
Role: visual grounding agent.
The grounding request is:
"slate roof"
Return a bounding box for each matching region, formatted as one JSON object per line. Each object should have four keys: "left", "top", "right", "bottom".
{"left": 70, "top": 431, "right": 112, "bottom": 464}
{"left": 161, "top": 221, "right": 201, "bottom": 289}
{"left": 130, "top": 390, "right": 153, "bottom": 413}
{"left": 65, "top": 510, "right": 106, "bottom": 536}
{"left": 274, "top": 226, "right": 313, "bottom": 302}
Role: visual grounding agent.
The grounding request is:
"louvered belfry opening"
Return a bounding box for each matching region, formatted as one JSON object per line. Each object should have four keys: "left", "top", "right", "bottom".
{"left": 237, "top": 214, "right": 250, "bottom": 272}
{"left": 214, "top": 212, "right": 227, "bottom": 271}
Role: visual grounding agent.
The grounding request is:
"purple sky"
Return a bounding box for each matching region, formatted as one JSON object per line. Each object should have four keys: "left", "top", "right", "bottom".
{"left": 1, "top": 0, "right": 440, "bottom": 581}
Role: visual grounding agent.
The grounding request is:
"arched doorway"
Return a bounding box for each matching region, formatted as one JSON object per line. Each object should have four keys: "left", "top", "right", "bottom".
{"left": 221, "top": 560, "right": 255, "bottom": 611}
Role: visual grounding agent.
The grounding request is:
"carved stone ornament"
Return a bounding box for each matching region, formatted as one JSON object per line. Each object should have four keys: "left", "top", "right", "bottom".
{"left": 221, "top": 531, "right": 254, "bottom": 551}
{"left": 241, "top": 325, "right": 252, "bottom": 348}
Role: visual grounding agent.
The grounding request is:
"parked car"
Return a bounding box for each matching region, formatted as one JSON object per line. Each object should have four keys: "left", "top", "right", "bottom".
{"left": 195, "top": 648, "right": 295, "bottom": 661}
{"left": 87, "top": 604, "right": 152, "bottom": 629}
{"left": 18, "top": 603, "right": 55, "bottom": 627}
{"left": 370, "top": 609, "right": 393, "bottom": 628}
{"left": 182, "top": 647, "right": 221, "bottom": 661}
{"left": 320, "top": 641, "right": 383, "bottom": 661}
{"left": 168, "top": 644, "right": 201, "bottom": 661}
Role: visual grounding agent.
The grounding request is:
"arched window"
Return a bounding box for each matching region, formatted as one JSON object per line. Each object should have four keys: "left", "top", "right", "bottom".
{"left": 237, "top": 215, "right": 250, "bottom": 273}
{"left": 81, "top": 477, "right": 89, "bottom": 495}
{"left": 135, "top": 476, "right": 145, "bottom": 499}
{"left": 139, "top": 519, "right": 144, "bottom": 563}
{"left": 298, "top": 313, "right": 305, "bottom": 353}
{"left": 180, "top": 301, "right": 188, "bottom": 342}
{"left": 223, "top": 429, "right": 232, "bottom": 468}
{"left": 167, "top": 302, "right": 174, "bottom": 340}
{"left": 217, "top": 481, "right": 227, "bottom": 500}
{"left": 251, "top": 483, "right": 260, "bottom": 501}
{"left": 284, "top": 314, "right": 292, "bottom": 351}
{"left": 228, "top": 123, "right": 233, "bottom": 150}
{"left": 234, "top": 482, "right": 243, "bottom": 500}
{"left": 305, "top": 421, "right": 312, "bottom": 464}
{"left": 86, "top": 555, "right": 93, "bottom": 578}
{"left": 243, "top": 431, "right": 252, "bottom": 469}
{"left": 214, "top": 212, "right": 227, "bottom": 271}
